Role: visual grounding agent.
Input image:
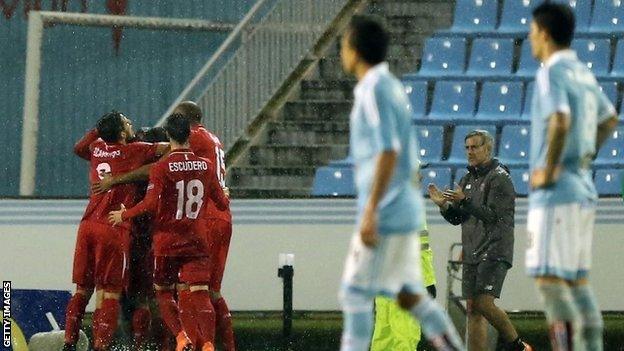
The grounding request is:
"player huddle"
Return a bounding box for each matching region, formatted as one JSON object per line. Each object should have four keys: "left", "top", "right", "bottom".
{"left": 63, "top": 102, "right": 235, "bottom": 351}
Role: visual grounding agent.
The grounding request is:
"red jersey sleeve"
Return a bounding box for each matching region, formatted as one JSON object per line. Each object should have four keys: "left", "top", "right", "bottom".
{"left": 204, "top": 159, "right": 229, "bottom": 211}
{"left": 74, "top": 129, "right": 99, "bottom": 160}
{"left": 122, "top": 162, "right": 165, "bottom": 220}
{"left": 128, "top": 142, "right": 162, "bottom": 164}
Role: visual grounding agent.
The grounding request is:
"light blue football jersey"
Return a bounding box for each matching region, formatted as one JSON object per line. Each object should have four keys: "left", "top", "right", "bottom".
{"left": 529, "top": 50, "right": 616, "bottom": 208}
{"left": 350, "top": 63, "right": 425, "bottom": 235}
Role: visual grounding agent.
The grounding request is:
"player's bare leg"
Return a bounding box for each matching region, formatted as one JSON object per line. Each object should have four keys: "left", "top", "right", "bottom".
{"left": 466, "top": 300, "right": 487, "bottom": 351}
{"left": 535, "top": 276, "right": 582, "bottom": 351}
{"left": 570, "top": 278, "right": 603, "bottom": 351}
{"left": 210, "top": 290, "right": 236, "bottom": 351}
{"left": 472, "top": 294, "right": 530, "bottom": 350}
{"left": 179, "top": 284, "right": 216, "bottom": 351}
{"left": 397, "top": 291, "right": 464, "bottom": 350}
{"left": 63, "top": 285, "right": 93, "bottom": 350}
{"left": 154, "top": 284, "right": 193, "bottom": 351}
{"left": 92, "top": 290, "right": 122, "bottom": 351}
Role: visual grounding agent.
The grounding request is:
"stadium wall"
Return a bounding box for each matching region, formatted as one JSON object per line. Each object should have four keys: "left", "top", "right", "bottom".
{"left": 0, "top": 0, "right": 256, "bottom": 196}
{"left": 1, "top": 198, "right": 623, "bottom": 312}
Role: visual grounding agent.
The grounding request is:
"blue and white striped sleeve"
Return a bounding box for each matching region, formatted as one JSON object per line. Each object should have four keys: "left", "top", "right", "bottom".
{"left": 363, "top": 82, "right": 401, "bottom": 153}
{"left": 536, "top": 66, "right": 570, "bottom": 119}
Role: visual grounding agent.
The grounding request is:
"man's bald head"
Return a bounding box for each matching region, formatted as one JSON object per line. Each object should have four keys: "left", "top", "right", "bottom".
{"left": 174, "top": 101, "right": 203, "bottom": 124}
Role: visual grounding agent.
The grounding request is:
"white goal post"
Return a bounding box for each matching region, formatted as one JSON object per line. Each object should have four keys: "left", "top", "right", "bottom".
{"left": 19, "top": 11, "right": 235, "bottom": 196}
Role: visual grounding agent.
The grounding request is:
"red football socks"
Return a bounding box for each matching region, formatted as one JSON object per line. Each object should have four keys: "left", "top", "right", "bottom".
{"left": 156, "top": 289, "right": 184, "bottom": 336}
{"left": 132, "top": 306, "right": 151, "bottom": 345}
{"left": 178, "top": 289, "right": 200, "bottom": 345}
{"left": 181, "top": 289, "right": 216, "bottom": 346}
{"left": 64, "top": 293, "right": 88, "bottom": 344}
{"left": 93, "top": 299, "right": 120, "bottom": 350}
{"left": 213, "top": 297, "right": 236, "bottom": 351}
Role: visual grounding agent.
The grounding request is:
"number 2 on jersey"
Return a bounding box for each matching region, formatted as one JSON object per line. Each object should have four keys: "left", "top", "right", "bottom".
{"left": 175, "top": 179, "right": 204, "bottom": 219}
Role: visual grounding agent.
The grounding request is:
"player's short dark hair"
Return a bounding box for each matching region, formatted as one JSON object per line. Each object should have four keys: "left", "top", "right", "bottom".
{"left": 144, "top": 127, "right": 168, "bottom": 143}
{"left": 96, "top": 111, "right": 125, "bottom": 143}
{"left": 347, "top": 15, "right": 389, "bottom": 65}
{"left": 532, "top": 1, "right": 575, "bottom": 47}
{"left": 175, "top": 101, "right": 203, "bottom": 124}
{"left": 164, "top": 113, "right": 191, "bottom": 144}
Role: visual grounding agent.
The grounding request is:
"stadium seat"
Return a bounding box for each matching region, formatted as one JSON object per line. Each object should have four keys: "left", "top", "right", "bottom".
{"left": 596, "top": 125, "right": 624, "bottom": 165}
{"left": 590, "top": 0, "right": 624, "bottom": 34}
{"left": 521, "top": 81, "right": 534, "bottom": 120}
{"left": 516, "top": 40, "right": 542, "bottom": 78}
{"left": 499, "top": 125, "right": 530, "bottom": 165}
{"left": 415, "top": 125, "right": 445, "bottom": 162}
{"left": 418, "top": 37, "right": 467, "bottom": 77}
{"left": 610, "top": 40, "right": 624, "bottom": 78}
{"left": 475, "top": 81, "right": 523, "bottom": 120}
{"left": 498, "top": 0, "right": 539, "bottom": 33}
{"left": 466, "top": 38, "right": 514, "bottom": 77}
{"left": 403, "top": 80, "right": 428, "bottom": 118}
{"left": 594, "top": 169, "right": 622, "bottom": 196}
{"left": 428, "top": 81, "right": 477, "bottom": 120}
{"left": 599, "top": 81, "right": 618, "bottom": 105}
{"left": 311, "top": 166, "right": 355, "bottom": 196}
{"left": 509, "top": 167, "right": 530, "bottom": 196}
{"left": 421, "top": 167, "right": 453, "bottom": 193}
{"left": 447, "top": 0, "right": 498, "bottom": 33}
{"left": 447, "top": 124, "right": 497, "bottom": 163}
{"left": 571, "top": 39, "right": 611, "bottom": 77}
{"left": 566, "top": 0, "right": 592, "bottom": 32}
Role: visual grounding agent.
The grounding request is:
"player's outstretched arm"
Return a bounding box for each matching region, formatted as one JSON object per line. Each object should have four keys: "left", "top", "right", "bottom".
{"left": 74, "top": 129, "right": 99, "bottom": 160}
{"left": 108, "top": 166, "right": 163, "bottom": 224}
{"left": 92, "top": 163, "right": 154, "bottom": 194}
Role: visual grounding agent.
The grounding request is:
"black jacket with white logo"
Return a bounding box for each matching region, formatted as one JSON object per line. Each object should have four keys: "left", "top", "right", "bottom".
{"left": 440, "top": 159, "right": 515, "bottom": 266}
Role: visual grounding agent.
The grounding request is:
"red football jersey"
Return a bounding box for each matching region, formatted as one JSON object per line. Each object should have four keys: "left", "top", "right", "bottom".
{"left": 74, "top": 129, "right": 159, "bottom": 228}
{"left": 122, "top": 149, "right": 229, "bottom": 257}
{"left": 189, "top": 124, "right": 232, "bottom": 223}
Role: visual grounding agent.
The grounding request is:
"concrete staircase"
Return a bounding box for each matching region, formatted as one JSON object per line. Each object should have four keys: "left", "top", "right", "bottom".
{"left": 229, "top": 0, "right": 454, "bottom": 198}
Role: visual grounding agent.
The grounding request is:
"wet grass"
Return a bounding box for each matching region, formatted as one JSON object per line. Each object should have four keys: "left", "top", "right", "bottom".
{"left": 82, "top": 311, "right": 624, "bottom": 350}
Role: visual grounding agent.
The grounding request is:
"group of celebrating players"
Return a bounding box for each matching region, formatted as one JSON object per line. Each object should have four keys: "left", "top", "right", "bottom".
{"left": 62, "top": 102, "right": 235, "bottom": 351}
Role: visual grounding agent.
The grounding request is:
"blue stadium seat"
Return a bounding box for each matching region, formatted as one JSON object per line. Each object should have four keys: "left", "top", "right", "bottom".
{"left": 565, "top": 0, "right": 592, "bottom": 32}
{"left": 419, "top": 37, "right": 467, "bottom": 77}
{"left": 466, "top": 39, "right": 514, "bottom": 77}
{"left": 571, "top": 39, "right": 611, "bottom": 77}
{"left": 447, "top": 124, "right": 497, "bottom": 163}
{"left": 499, "top": 125, "right": 530, "bottom": 165}
{"left": 599, "top": 81, "right": 618, "bottom": 105}
{"left": 415, "top": 125, "right": 445, "bottom": 162}
{"left": 596, "top": 125, "right": 624, "bottom": 165}
{"left": 311, "top": 166, "right": 355, "bottom": 196}
{"left": 610, "top": 40, "right": 624, "bottom": 77}
{"left": 403, "top": 80, "right": 428, "bottom": 118}
{"left": 475, "top": 81, "right": 523, "bottom": 120}
{"left": 498, "top": 0, "right": 539, "bottom": 33}
{"left": 428, "top": 81, "right": 477, "bottom": 120}
{"left": 421, "top": 167, "right": 453, "bottom": 193}
{"left": 509, "top": 167, "right": 530, "bottom": 196}
{"left": 590, "top": 0, "right": 624, "bottom": 34}
{"left": 521, "top": 81, "right": 535, "bottom": 120}
{"left": 594, "top": 169, "right": 622, "bottom": 196}
{"left": 516, "top": 40, "right": 542, "bottom": 78}
{"left": 447, "top": 0, "right": 498, "bottom": 33}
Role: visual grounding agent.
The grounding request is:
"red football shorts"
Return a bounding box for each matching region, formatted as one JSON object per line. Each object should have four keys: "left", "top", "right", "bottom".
{"left": 72, "top": 220, "right": 130, "bottom": 292}
{"left": 153, "top": 256, "right": 211, "bottom": 286}
{"left": 205, "top": 219, "right": 233, "bottom": 291}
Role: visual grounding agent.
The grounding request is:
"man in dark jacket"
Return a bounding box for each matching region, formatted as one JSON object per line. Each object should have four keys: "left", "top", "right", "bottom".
{"left": 428, "top": 130, "right": 531, "bottom": 351}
